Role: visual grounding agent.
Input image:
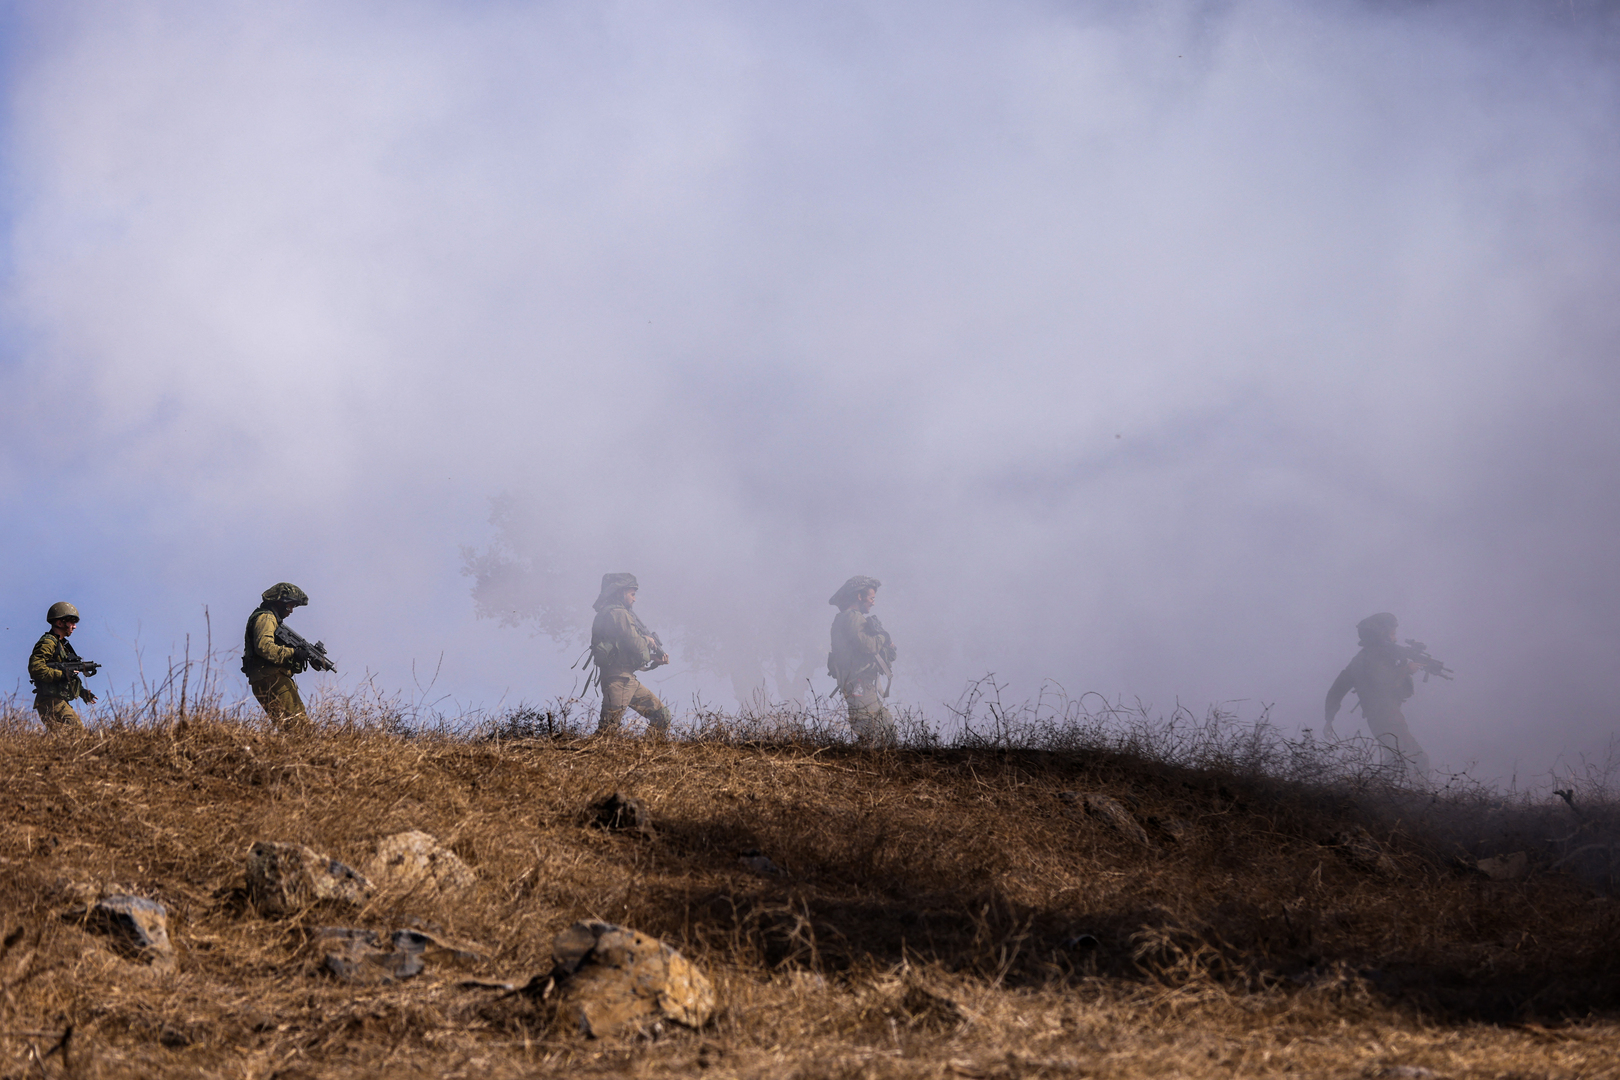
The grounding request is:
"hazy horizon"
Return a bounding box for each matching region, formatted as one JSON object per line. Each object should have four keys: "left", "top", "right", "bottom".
{"left": 3, "top": 0, "right": 1619, "bottom": 784}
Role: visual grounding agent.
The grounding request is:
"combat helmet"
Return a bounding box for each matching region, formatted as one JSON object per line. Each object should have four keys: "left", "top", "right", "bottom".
{"left": 261, "top": 582, "right": 310, "bottom": 608}
{"left": 46, "top": 601, "right": 80, "bottom": 623}
{"left": 594, "top": 573, "right": 639, "bottom": 612}
{"left": 1357, "top": 612, "right": 1398, "bottom": 646}
{"left": 829, "top": 575, "right": 881, "bottom": 608}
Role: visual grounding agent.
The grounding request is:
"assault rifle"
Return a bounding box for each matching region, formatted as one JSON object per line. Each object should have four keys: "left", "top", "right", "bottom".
{"left": 864, "top": 615, "right": 897, "bottom": 695}
{"left": 865, "top": 616, "right": 898, "bottom": 662}
{"left": 1400, "top": 639, "right": 1453, "bottom": 682}
{"left": 642, "top": 629, "right": 670, "bottom": 671}
{"left": 274, "top": 621, "right": 336, "bottom": 673}
{"left": 53, "top": 658, "right": 100, "bottom": 678}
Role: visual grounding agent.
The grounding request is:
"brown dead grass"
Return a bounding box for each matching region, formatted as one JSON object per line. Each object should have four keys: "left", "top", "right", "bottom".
{"left": 1, "top": 704, "right": 1618, "bottom": 1079}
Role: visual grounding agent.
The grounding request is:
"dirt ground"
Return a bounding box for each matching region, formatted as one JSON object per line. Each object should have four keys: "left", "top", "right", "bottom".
{"left": 2, "top": 715, "right": 1617, "bottom": 1079}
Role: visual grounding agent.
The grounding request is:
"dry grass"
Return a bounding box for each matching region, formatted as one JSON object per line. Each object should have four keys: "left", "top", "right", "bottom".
{"left": 2, "top": 691, "right": 1619, "bottom": 1079}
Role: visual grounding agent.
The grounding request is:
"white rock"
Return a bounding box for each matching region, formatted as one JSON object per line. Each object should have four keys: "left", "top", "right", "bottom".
{"left": 365, "top": 830, "right": 476, "bottom": 897}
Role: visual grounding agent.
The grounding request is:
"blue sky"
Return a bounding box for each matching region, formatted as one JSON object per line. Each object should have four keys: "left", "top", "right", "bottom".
{"left": 2, "top": 1, "right": 1618, "bottom": 780}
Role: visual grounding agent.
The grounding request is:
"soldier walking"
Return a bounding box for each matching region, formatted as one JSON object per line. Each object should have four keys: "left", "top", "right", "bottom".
{"left": 243, "top": 583, "right": 315, "bottom": 733}
{"left": 828, "top": 575, "right": 898, "bottom": 746}
{"left": 589, "top": 573, "right": 673, "bottom": 735}
{"left": 1325, "top": 612, "right": 1433, "bottom": 778}
{"left": 28, "top": 602, "right": 98, "bottom": 733}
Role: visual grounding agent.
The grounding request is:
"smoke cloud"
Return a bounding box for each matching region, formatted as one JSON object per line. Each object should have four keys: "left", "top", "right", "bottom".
{"left": 3, "top": 0, "right": 1618, "bottom": 779}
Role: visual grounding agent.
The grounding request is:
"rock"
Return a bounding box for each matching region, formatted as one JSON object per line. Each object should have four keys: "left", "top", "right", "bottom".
{"left": 1370, "top": 1067, "right": 1448, "bottom": 1080}
{"left": 316, "top": 925, "right": 486, "bottom": 984}
{"left": 317, "top": 928, "right": 423, "bottom": 984}
{"left": 739, "top": 850, "right": 784, "bottom": 876}
{"left": 1061, "top": 792, "right": 1150, "bottom": 846}
{"left": 393, "top": 926, "right": 486, "bottom": 968}
{"left": 1476, "top": 851, "right": 1529, "bottom": 881}
{"left": 88, "top": 895, "right": 175, "bottom": 971}
{"left": 1331, "top": 827, "right": 1398, "bottom": 875}
{"left": 550, "top": 921, "right": 715, "bottom": 1038}
{"left": 365, "top": 831, "right": 476, "bottom": 897}
{"left": 247, "top": 841, "right": 374, "bottom": 915}
{"left": 588, "top": 792, "right": 653, "bottom": 836}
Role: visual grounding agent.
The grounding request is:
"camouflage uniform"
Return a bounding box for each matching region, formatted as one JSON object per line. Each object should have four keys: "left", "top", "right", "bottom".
{"left": 242, "top": 583, "right": 312, "bottom": 733}
{"left": 28, "top": 631, "right": 91, "bottom": 733}
{"left": 828, "top": 575, "right": 898, "bottom": 747}
{"left": 1325, "top": 613, "right": 1431, "bottom": 777}
{"left": 589, "top": 573, "right": 672, "bottom": 735}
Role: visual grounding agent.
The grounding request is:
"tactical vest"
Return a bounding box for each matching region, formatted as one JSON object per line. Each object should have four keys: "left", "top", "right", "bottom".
{"left": 241, "top": 605, "right": 286, "bottom": 678}
{"left": 829, "top": 609, "right": 882, "bottom": 693}
{"left": 590, "top": 603, "right": 654, "bottom": 674}
{"left": 29, "top": 634, "right": 84, "bottom": 702}
{"left": 1358, "top": 644, "right": 1415, "bottom": 708}
{"left": 30, "top": 632, "right": 83, "bottom": 701}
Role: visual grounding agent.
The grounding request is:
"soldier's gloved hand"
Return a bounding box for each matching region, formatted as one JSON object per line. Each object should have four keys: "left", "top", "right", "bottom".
{"left": 81, "top": 689, "right": 98, "bottom": 705}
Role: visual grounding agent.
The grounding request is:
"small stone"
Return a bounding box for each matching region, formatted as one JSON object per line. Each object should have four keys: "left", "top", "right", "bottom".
{"left": 1065, "top": 792, "right": 1150, "bottom": 846}
{"left": 1476, "top": 852, "right": 1529, "bottom": 881}
{"left": 365, "top": 831, "right": 476, "bottom": 898}
{"left": 739, "top": 850, "right": 784, "bottom": 876}
{"left": 247, "top": 841, "right": 374, "bottom": 915}
{"left": 89, "top": 895, "right": 175, "bottom": 971}
{"left": 550, "top": 921, "right": 715, "bottom": 1038}
{"left": 1370, "top": 1067, "right": 1448, "bottom": 1080}
{"left": 588, "top": 792, "right": 653, "bottom": 836}
{"left": 393, "top": 926, "right": 486, "bottom": 968}
{"left": 317, "top": 927, "right": 422, "bottom": 984}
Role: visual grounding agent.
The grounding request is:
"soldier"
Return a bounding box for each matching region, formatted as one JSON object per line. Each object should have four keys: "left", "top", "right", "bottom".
{"left": 242, "top": 583, "right": 314, "bottom": 733}
{"left": 589, "top": 573, "right": 673, "bottom": 735}
{"left": 828, "top": 575, "right": 898, "bottom": 746}
{"left": 1325, "top": 612, "right": 1432, "bottom": 777}
{"left": 28, "top": 602, "right": 98, "bottom": 733}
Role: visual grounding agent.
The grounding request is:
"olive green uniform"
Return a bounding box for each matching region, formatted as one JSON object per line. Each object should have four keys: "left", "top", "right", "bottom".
{"left": 242, "top": 606, "right": 311, "bottom": 732}
{"left": 829, "top": 607, "right": 897, "bottom": 746}
{"left": 1325, "top": 643, "right": 1431, "bottom": 776}
{"left": 590, "top": 603, "right": 672, "bottom": 734}
{"left": 28, "top": 632, "right": 91, "bottom": 733}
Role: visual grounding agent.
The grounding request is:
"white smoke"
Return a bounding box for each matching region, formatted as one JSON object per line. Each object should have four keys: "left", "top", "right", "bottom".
{"left": 2, "top": 1, "right": 1618, "bottom": 777}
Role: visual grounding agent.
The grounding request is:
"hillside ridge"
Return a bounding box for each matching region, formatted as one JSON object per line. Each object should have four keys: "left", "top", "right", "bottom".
{"left": 2, "top": 715, "right": 1618, "bottom": 1078}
